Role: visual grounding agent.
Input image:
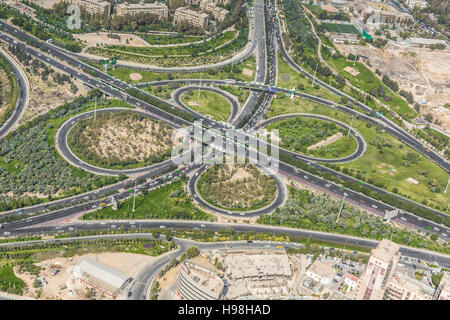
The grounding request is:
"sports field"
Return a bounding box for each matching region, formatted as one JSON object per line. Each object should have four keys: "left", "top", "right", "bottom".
{"left": 322, "top": 23, "right": 359, "bottom": 34}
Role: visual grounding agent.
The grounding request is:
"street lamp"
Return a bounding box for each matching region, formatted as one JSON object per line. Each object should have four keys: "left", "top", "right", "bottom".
{"left": 336, "top": 193, "right": 348, "bottom": 224}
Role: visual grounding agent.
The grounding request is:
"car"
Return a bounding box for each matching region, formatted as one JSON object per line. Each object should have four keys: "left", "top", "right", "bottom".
{"left": 128, "top": 292, "right": 132, "bottom": 297}
{"left": 3, "top": 232, "right": 10, "bottom": 235}
{"left": 110, "top": 225, "right": 116, "bottom": 229}
{"left": 159, "top": 225, "right": 165, "bottom": 229}
{"left": 200, "top": 224, "right": 205, "bottom": 227}
{"left": 100, "top": 222, "right": 106, "bottom": 225}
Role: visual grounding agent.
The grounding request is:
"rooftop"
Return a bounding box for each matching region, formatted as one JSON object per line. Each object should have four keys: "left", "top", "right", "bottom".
{"left": 308, "top": 260, "right": 337, "bottom": 279}
{"left": 371, "top": 239, "right": 400, "bottom": 263}
{"left": 75, "top": 256, "right": 130, "bottom": 291}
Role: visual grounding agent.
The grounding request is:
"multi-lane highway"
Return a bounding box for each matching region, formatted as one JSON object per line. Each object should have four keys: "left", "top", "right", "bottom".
{"left": 0, "top": 1, "right": 448, "bottom": 243}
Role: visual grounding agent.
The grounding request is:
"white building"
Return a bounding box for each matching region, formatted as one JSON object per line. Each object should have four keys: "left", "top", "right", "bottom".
{"left": 406, "top": 0, "right": 429, "bottom": 9}
{"left": 73, "top": 256, "right": 132, "bottom": 297}
{"left": 306, "top": 261, "right": 337, "bottom": 286}
{"left": 343, "top": 272, "right": 358, "bottom": 292}
{"left": 116, "top": 2, "right": 169, "bottom": 19}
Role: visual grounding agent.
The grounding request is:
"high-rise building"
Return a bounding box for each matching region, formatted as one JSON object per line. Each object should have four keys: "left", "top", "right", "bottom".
{"left": 353, "top": 239, "right": 401, "bottom": 300}
{"left": 435, "top": 274, "right": 450, "bottom": 300}
{"left": 174, "top": 7, "right": 209, "bottom": 29}
{"left": 66, "top": 0, "right": 111, "bottom": 17}
{"left": 116, "top": 2, "right": 169, "bottom": 19}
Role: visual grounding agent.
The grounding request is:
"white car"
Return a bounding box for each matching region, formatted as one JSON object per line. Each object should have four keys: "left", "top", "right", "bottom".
{"left": 159, "top": 225, "right": 165, "bottom": 229}
{"left": 110, "top": 225, "right": 116, "bottom": 229}
{"left": 3, "top": 232, "right": 10, "bottom": 235}
{"left": 200, "top": 224, "right": 205, "bottom": 227}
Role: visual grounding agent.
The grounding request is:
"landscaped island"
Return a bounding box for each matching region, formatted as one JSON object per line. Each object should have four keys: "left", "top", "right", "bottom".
{"left": 197, "top": 163, "right": 277, "bottom": 211}
{"left": 67, "top": 110, "right": 174, "bottom": 169}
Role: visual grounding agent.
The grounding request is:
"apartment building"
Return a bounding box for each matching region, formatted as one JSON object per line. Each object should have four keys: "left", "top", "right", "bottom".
{"left": 406, "top": 0, "right": 428, "bottom": 9}
{"left": 352, "top": 239, "right": 401, "bottom": 300}
{"left": 200, "top": 0, "right": 229, "bottom": 22}
{"left": 116, "top": 2, "right": 169, "bottom": 19}
{"left": 65, "top": 0, "right": 111, "bottom": 17}
{"left": 174, "top": 7, "right": 209, "bottom": 29}
{"left": 383, "top": 266, "right": 434, "bottom": 300}
{"left": 186, "top": 0, "right": 230, "bottom": 6}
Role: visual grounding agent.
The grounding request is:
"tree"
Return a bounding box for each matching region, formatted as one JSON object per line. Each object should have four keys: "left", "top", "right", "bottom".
{"left": 186, "top": 246, "right": 199, "bottom": 259}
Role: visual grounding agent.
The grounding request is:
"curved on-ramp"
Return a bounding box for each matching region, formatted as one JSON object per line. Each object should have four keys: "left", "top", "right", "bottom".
{"left": 253, "top": 113, "right": 366, "bottom": 164}
{"left": 0, "top": 47, "right": 29, "bottom": 138}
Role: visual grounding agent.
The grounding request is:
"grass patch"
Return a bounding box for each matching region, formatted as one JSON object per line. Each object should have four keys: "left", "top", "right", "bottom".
{"left": 267, "top": 96, "right": 449, "bottom": 210}
{"left": 107, "top": 55, "right": 256, "bottom": 84}
{"left": 277, "top": 53, "right": 340, "bottom": 102}
{"left": 322, "top": 23, "right": 359, "bottom": 34}
{"left": 180, "top": 89, "right": 231, "bottom": 121}
{"left": 265, "top": 116, "right": 357, "bottom": 159}
{"left": 82, "top": 179, "right": 213, "bottom": 221}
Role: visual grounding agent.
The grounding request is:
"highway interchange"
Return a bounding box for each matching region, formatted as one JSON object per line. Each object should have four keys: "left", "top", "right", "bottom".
{"left": 0, "top": 0, "right": 448, "bottom": 289}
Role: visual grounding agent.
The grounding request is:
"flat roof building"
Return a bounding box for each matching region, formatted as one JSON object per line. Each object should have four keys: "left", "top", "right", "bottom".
{"left": 330, "top": 32, "right": 360, "bottom": 44}
{"left": 224, "top": 252, "right": 292, "bottom": 282}
{"left": 66, "top": 0, "right": 111, "bottom": 17}
{"left": 73, "top": 256, "right": 132, "bottom": 297}
{"left": 406, "top": 37, "right": 447, "bottom": 48}
{"left": 306, "top": 261, "right": 337, "bottom": 286}
{"left": 174, "top": 261, "right": 224, "bottom": 300}
{"left": 406, "top": 0, "right": 429, "bottom": 9}
{"left": 384, "top": 266, "right": 434, "bottom": 300}
{"left": 116, "top": 2, "right": 169, "bottom": 19}
{"left": 200, "top": 0, "right": 229, "bottom": 22}
{"left": 174, "top": 7, "right": 209, "bottom": 29}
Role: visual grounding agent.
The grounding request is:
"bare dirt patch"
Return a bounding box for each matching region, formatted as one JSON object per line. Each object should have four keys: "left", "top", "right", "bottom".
{"left": 129, "top": 72, "right": 143, "bottom": 81}
{"left": 14, "top": 252, "right": 159, "bottom": 300}
{"left": 242, "top": 68, "right": 254, "bottom": 77}
{"left": 335, "top": 43, "right": 450, "bottom": 132}
{"left": 75, "top": 33, "right": 149, "bottom": 48}
{"left": 343, "top": 66, "right": 360, "bottom": 76}
{"left": 307, "top": 132, "right": 343, "bottom": 150}
{"left": 29, "top": 0, "right": 61, "bottom": 9}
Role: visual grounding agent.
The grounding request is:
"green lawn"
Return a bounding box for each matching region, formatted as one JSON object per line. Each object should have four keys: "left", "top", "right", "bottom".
{"left": 322, "top": 23, "right": 359, "bottom": 34}
{"left": 104, "top": 31, "right": 237, "bottom": 57}
{"left": 82, "top": 179, "right": 213, "bottom": 221}
{"left": 277, "top": 52, "right": 341, "bottom": 102}
{"left": 265, "top": 116, "right": 357, "bottom": 159}
{"left": 218, "top": 85, "right": 251, "bottom": 105}
{"left": 266, "top": 96, "right": 449, "bottom": 210}
{"left": 140, "top": 34, "right": 203, "bottom": 46}
{"left": 107, "top": 55, "right": 256, "bottom": 84}
{"left": 180, "top": 90, "right": 231, "bottom": 121}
